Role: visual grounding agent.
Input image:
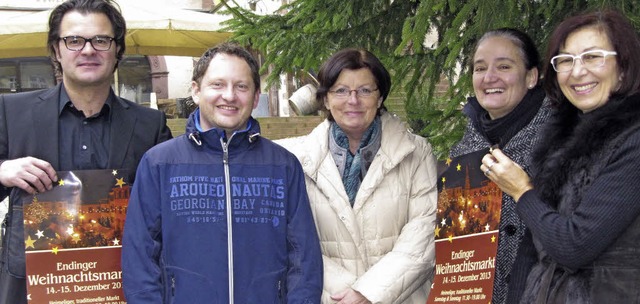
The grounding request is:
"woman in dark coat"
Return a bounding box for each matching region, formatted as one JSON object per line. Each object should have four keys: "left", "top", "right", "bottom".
{"left": 449, "top": 28, "right": 551, "bottom": 304}
{"left": 481, "top": 10, "right": 640, "bottom": 303}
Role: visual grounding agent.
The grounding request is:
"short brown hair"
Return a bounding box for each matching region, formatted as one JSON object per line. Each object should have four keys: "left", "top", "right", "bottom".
{"left": 48, "top": 0, "right": 126, "bottom": 75}
{"left": 316, "top": 48, "right": 391, "bottom": 121}
{"left": 191, "top": 42, "right": 260, "bottom": 92}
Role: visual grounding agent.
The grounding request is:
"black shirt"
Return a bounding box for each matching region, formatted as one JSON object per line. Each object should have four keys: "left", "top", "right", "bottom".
{"left": 58, "top": 86, "right": 112, "bottom": 171}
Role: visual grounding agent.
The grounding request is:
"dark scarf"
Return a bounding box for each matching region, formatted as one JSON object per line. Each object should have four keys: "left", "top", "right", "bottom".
{"left": 465, "top": 86, "right": 545, "bottom": 147}
{"left": 331, "top": 117, "right": 382, "bottom": 205}
{"left": 532, "top": 93, "right": 640, "bottom": 209}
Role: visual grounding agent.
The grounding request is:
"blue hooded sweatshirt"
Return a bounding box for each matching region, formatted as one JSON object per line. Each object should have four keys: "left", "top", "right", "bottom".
{"left": 122, "top": 110, "right": 322, "bottom": 303}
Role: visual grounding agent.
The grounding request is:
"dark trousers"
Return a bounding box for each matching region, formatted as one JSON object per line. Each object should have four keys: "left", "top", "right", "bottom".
{"left": 0, "top": 269, "right": 27, "bottom": 304}
{"left": 0, "top": 211, "right": 27, "bottom": 304}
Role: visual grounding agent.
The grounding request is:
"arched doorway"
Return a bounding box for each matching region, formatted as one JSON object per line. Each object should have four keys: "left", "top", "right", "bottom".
{"left": 116, "top": 55, "right": 168, "bottom": 104}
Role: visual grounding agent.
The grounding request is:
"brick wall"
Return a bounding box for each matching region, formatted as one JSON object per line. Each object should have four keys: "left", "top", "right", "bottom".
{"left": 385, "top": 91, "right": 407, "bottom": 121}
{"left": 165, "top": 90, "right": 408, "bottom": 140}
{"left": 167, "top": 116, "right": 324, "bottom": 140}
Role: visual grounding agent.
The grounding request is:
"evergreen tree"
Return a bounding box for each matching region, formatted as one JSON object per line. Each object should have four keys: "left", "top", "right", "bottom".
{"left": 221, "top": 0, "right": 640, "bottom": 158}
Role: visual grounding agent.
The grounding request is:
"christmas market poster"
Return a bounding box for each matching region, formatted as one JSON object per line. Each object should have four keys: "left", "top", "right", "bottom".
{"left": 21, "top": 169, "right": 129, "bottom": 303}
{"left": 428, "top": 149, "right": 502, "bottom": 303}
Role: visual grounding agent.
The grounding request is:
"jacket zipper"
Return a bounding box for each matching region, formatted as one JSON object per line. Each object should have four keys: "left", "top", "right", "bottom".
{"left": 171, "top": 275, "right": 176, "bottom": 297}
{"left": 278, "top": 279, "right": 285, "bottom": 303}
{"left": 222, "top": 136, "right": 235, "bottom": 304}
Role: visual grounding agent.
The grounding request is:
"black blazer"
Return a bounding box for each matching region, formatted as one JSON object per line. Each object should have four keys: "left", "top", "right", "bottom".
{"left": 0, "top": 84, "right": 172, "bottom": 304}
{"left": 0, "top": 84, "right": 173, "bottom": 199}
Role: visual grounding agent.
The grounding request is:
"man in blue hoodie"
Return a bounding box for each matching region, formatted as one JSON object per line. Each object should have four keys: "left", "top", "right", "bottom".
{"left": 121, "top": 43, "right": 323, "bottom": 304}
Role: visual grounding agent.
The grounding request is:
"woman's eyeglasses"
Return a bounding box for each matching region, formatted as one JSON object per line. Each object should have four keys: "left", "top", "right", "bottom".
{"left": 329, "top": 87, "right": 379, "bottom": 98}
{"left": 550, "top": 50, "right": 617, "bottom": 73}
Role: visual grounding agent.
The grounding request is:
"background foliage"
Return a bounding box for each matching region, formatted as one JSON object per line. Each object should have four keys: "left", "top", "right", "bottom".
{"left": 220, "top": 0, "right": 640, "bottom": 159}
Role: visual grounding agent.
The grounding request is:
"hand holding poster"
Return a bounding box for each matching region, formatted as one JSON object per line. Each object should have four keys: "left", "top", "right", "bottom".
{"left": 428, "top": 149, "right": 502, "bottom": 303}
{"left": 21, "top": 169, "right": 129, "bottom": 303}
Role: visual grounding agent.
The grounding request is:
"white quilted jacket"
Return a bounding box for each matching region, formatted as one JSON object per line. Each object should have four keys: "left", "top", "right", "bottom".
{"left": 277, "top": 113, "right": 438, "bottom": 304}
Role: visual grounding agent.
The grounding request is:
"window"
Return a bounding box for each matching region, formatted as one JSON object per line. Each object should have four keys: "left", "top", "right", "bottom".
{"left": 116, "top": 55, "right": 152, "bottom": 104}
{"left": 0, "top": 56, "right": 154, "bottom": 105}
{"left": 0, "top": 58, "right": 55, "bottom": 93}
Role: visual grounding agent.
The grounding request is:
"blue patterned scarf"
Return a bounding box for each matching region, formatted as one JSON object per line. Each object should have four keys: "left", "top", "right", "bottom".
{"left": 331, "top": 117, "right": 382, "bottom": 206}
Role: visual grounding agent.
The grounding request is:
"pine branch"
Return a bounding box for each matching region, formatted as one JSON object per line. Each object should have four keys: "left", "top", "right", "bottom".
{"left": 222, "top": 0, "right": 640, "bottom": 158}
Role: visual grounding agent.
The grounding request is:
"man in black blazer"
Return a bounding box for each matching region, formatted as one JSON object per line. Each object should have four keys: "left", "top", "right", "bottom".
{"left": 0, "top": 1, "right": 172, "bottom": 303}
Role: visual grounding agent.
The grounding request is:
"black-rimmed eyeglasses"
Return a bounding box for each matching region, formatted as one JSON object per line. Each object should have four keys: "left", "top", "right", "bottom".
{"left": 550, "top": 50, "right": 617, "bottom": 73}
{"left": 59, "top": 36, "right": 114, "bottom": 51}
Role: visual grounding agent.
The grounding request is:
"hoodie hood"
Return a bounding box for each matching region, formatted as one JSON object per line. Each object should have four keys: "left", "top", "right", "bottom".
{"left": 185, "top": 108, "right": 262, "bottom": 150}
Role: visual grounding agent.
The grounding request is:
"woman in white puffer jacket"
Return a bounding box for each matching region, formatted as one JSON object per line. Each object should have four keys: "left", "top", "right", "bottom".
{"left": 277, "top": 48, "right": 438, "bottom": 304}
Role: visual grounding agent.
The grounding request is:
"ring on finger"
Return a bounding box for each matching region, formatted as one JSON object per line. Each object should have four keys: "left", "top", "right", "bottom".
{"left": 484, "top": 169, "right": 491, "bottom": 176}
{"left": 487, "top": 161, "right": 496, "bottom": 169}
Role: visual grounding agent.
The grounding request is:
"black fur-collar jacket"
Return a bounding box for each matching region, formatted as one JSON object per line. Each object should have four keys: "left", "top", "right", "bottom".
{"left": 532, "top": 93, "right": 640, "bottom": 211}
{"left": 522, "top": 93, "right": 640, "bottom": 304}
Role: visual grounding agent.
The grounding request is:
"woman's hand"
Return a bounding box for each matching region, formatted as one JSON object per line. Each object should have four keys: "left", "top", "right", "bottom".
{"left": 481, "top": 148, "right": 533, "bottom": 202}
